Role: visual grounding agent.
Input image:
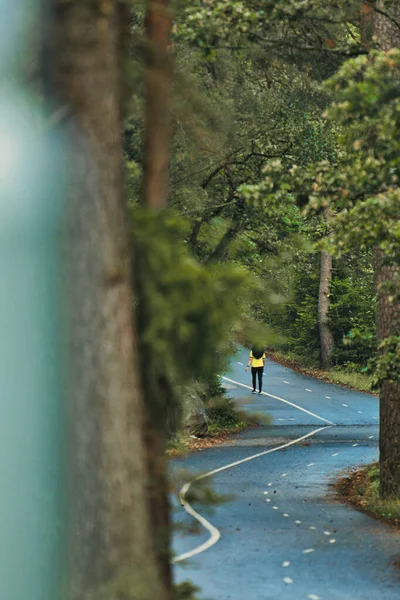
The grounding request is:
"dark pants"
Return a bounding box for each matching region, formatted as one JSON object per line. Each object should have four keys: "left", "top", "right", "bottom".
{"left": 252, "top": 367, "right": 264, "bottom": 392}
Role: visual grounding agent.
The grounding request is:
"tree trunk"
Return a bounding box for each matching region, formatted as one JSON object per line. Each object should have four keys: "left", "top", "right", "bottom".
{"left": 142, "top": 0, "right": 172, "bottom": 209}
{"left": 376, "top": 255, "right": 400, "bottom": 498}
{"left": 139, "top": 1, "right": 174, "bottom": 596}
{"left": 372, "top": 2, "right": 400, "bottom": 498}
{"left": 206, "top": 219, "right": 242, "bottom": 264}
{"left": 318, "top": 249, "right": 335, "bottom": 369}
{"left": 43, "top": 1, "right": 167, "bottom": 598}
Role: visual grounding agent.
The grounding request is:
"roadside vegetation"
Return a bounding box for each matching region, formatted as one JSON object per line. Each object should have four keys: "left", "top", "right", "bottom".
{"left": 267, "top": 351, "right": 375, "bottom": 394}
{"left": 337, "top": 464, "right": 400, "bottom": 528}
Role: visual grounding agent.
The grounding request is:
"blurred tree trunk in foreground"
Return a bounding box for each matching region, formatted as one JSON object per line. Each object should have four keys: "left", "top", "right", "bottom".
{"left": 43, "top": 1, "right": 170, "bottom": 598}
{"left": 139, "top": 0, "right": 174, "bottom": 593}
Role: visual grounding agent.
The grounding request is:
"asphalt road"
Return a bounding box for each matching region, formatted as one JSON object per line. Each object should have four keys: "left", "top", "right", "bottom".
{"left": 172, "top": 348, "right": 400, "bottom": 600}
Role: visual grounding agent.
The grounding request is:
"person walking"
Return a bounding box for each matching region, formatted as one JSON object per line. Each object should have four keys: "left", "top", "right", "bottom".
{"left": 245, "top": 345, "right": 266, "bottom": 394}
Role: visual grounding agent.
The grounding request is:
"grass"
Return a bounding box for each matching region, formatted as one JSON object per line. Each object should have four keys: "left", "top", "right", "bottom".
{"left": 327, "top": 367, "right": 374, "bottom": 393}
{"left": 336, "top": 463, "right": 400, "bottom": 527}
{"left": 267, "top": 350, "right": 376, "bottom": 394}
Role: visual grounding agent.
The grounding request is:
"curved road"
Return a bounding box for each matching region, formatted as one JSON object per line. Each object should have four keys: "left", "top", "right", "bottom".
{"left": 172, "top": 349, "right": 400, "bottom": 600}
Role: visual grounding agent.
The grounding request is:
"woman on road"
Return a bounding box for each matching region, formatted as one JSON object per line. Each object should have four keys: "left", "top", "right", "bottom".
{"left": 245, "top": 345, "right": 266, "bottom": 394}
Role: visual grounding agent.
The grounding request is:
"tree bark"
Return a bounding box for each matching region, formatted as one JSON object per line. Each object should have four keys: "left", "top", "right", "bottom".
{"left": 376, "top": 257, "right": 400, "bottom": 497}
{"left": 139, "top": 1, "right": 174, "bottom": 596}
{"left": 43, "top": 1, "right": 166, "bottom": 598}
{"left": 372, "top": 1, "right": 400, "bottom": 498}
{"left": 318, "top": 249, "right": 335, "bottom": 369}
{"left": 142, "top": 0, "right": 172, "bottom": 209}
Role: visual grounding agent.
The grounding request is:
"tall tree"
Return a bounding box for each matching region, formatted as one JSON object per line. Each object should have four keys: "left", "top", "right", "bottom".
{"left": 43, "top": 1, "right": 168, "bottom": 598}
{"left": 372, "top": 1, "right": 400, "bottom": 498}
{"left": 138, "top": 0, "right": 174, "bottom": 594}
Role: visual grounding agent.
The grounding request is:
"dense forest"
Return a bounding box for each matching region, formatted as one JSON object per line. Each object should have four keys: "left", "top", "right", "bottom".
{"left": 125, "top": 2, "right": 379, "bottom": 380}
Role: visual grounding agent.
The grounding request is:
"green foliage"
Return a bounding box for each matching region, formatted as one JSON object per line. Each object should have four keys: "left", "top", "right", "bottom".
{"left": 132, "top": 208, "right": 248, "bottom": 428}
{"left": 174, "top": 581, "right": 201, "bottom": 600}
{"left": 205, "top": 396, "right": 241, "bottom": 429}
{"left": 368, "top": 336, "right": 400, "bottom": 388}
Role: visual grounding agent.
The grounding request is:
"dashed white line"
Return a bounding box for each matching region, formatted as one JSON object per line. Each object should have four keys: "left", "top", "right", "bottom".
{"left": 303, "top": 548, "right": 315, "bottom": 554}
{"left": 329, "top": 539, "right": 336, "bottom": 544}
{"left": 283, "top": 513, "right": 289, "bottom": 517}
{"left": 173, "top": 425, "right": 332, "bottom": 563}
{"left": 264, "top": 491, "right": 269, "bottom": 495}
{"left": 308, "top": 595, "right": 321, "bottom": 600}
{"left": 324, "top": 531, "right": 331, "bottom": 536}
{"left": 342, "top": 403, "right": 348, "bottom": 407}
{"left": 282, "top": 561, "right": 290, "bottom": 567}
{"left": 325, "top": 396, "right": 331, "bottom": 399}
{"left": 281, "top": 473, "right": 288, "bottom": 477}
{"left": 332, "top": 452, "right": 339, "bottom": 456}
{"left": 369, "top": 436, "right": 374, "bottom": 439}
{"left": 309, "top": 526, "right": 316, "bottom": 530}
{"left": 307, "top": 463, "right": 315, "bottom": 467}
{"left": 268, "top": 483, "right": 273, "bottom": 486}
{"left": 283, "top": 577, "right": 293, "bottom": 584}
{"left": 358, "top": 411, "right": 363, "bottom": 414}
{"left": 283, "top": 381, "right": 290, "bottom": 384}
{"left": 222, "top": 376, "right": 335, "bottom": 425}
{"left": 273, "top": 506, "right": 279, "bottom": 510}
{"left": 352, "top": 443, "right": 358, "bottom": 447}
{"left": 306, "top": 388, "right": 312, "bottom": 392}
{"left": 266, "top": 499, "right": 271, "bottom": 502}
{"left": 295, "top": 520, "right": 301, "bottom": 524}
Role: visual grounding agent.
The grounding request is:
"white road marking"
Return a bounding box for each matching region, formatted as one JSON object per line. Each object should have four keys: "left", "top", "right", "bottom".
{"left": 266, "top": 499, "right": 271, "bottom": 502}
{"left": 282, "top": 561, "right": 290, "bottom": 567}
{"left": 277, "top": 418, "right": 285, "bottom": 421}
{"left": 283, "top": 577, "right": 293, "bottom": 584}
{"left": 329, "top": 539, "right": 336, "bottom": 544}
{"left": 358, "top": 411, "right": 363, "bottom": 414}
{"left": 264, "top": 491, "right": 269, "bottom": 494}
{"left": 237, "top": 362, "right": 244, "bottom": 366}
{"left": 369, "top": 436, "right": 374, "bottom": 439}
{"left": 306, "top": 388, "right": 312, "bottom": 392}
{"left": 173, "top": 425, "right": 332, "bottom": 563}
{"left": 283, "top": 513, "right": 289, "bottom": 517}
{"left": 342, "top": 404, "right": 348, "bottom": 407}
{"left": 352, "top": 443, "right": 358, "bottom": 447}
{"left": 283, "top": 381, "right": 290, "bottom": 384}
{"left": 332, "top": 453, "right": 339, "bottom": 456}
{"left": 309, "top": 526, "right": 316, "bottom": 530}
{"left": 222, "top": 376, "right": 335, "bottom": 425}
{"left": 325, "top": 396, "right": 331, "bottom": 399}
{"left": 273, "top": 506, "right": 279, "bottom": 510}
{"left": 308, "top": 595, "right": 321, "bottom": 600}
{"left": 373, "top": 416, "right": 377, "bottom": 419}
{"left": 307, "top": 463, "right": 315, "bottom": 467}
{"left": 303, "top": 548, "right": 314, "bottom": 554}
{"left": 324, "top": 531, "right": 331, "bottom": 536}
{"left": 268, "top": 483, "right": 273, "bottom": 486}
{"left": 281, "top": 473, "right": 288, "bottom": 477}
{"left": 295, "top": 520, "right": 301, "bottom": 524}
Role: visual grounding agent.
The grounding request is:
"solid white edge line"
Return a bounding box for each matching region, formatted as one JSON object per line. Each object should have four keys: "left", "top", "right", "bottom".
{"left": 173, "top": 425, "right": 332, "bottom": 563}
{"left": 222, "top": 376, "right": 335, "bottom": 425}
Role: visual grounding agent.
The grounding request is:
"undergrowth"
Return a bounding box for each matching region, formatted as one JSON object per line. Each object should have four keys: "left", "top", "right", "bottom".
{"left": 337, "top": 463, "right": 400, "bottom": 527}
